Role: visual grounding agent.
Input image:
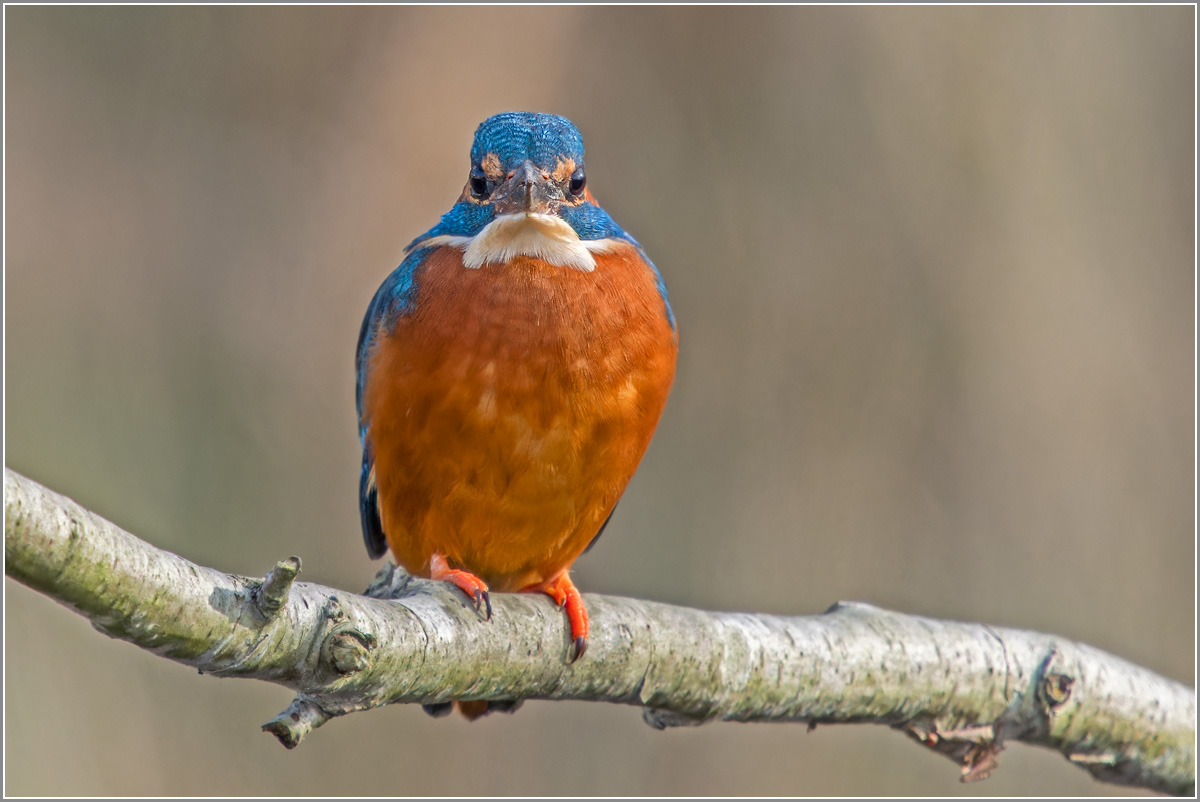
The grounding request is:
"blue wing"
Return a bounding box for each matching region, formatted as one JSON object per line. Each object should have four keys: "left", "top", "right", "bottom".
{"left": 355, "top": 246, "right": 434, "bottom": 560}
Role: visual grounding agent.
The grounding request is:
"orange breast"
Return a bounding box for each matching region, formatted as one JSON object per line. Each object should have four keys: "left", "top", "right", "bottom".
{"left": 361, "top": 243, "right": 677, "bottom": 591}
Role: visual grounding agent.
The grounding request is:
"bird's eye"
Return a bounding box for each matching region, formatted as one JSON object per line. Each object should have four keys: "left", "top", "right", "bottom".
{"left": 469, "top": 168, "right": 488, "bottom": 198}
{"left": 568, "top": 167, "right": 586, "bottom": 197}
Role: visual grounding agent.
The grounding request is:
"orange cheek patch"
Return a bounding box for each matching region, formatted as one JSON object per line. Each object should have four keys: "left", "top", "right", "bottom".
{"left": 481, "top": 152, "right": 504, "bottom": 180}
{"left": 551, "top": 157, "right": 577, "bottom": 183}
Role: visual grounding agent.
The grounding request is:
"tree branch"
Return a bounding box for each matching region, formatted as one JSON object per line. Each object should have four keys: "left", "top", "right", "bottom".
{"left": 4, "top": 467, "right": 1194, "bottom": 795}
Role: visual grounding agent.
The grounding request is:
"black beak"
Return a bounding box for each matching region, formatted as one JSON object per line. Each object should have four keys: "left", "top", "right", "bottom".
{"left": 490, "top": 160, "right": 565, "bottom": 215}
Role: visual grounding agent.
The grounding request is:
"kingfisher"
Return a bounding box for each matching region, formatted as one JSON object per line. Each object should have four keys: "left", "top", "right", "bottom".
{"left": 355, "top": 112, "right": 677, "bottom": 716}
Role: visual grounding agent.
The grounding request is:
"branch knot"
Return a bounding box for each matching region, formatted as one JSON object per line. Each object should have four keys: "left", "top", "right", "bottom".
{"left": 254, "top": 556, "right": 301, "bottom": 618}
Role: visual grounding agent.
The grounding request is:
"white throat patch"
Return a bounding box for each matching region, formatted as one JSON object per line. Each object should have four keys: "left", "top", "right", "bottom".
{"left": 420, "top": 213, "right": 619, "bottom": 273}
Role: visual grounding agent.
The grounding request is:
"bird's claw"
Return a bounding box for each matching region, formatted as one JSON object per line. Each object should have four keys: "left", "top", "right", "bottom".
{"left": 430, "top": 554, "right": 492, "bottom": 620}
{"left": 571, "top": 635, "right": 587, "bottom": 663}
{"left": 541, "top": 573, "right": 590, "bottom": 663}
{"left": 475, "top": 588, "right": 493, "bottom": 620}
{"left": 462, "top": 585, "right": 492, "bottom": 620}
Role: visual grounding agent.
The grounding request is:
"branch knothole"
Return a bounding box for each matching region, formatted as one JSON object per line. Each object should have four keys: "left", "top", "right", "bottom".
{"left": 1041, "top": 672, "right": 1074, "bottom": 708}
{"left": 322, "top": 596, "right": 346, "bottom": 623}
{"left": 325, "top": 630, "right": 374, "bottom": 675}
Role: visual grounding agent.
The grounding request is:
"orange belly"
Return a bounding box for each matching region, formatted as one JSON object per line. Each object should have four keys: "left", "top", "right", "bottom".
{"left": 361, "top": 244, "right": 677, "bottom": 592}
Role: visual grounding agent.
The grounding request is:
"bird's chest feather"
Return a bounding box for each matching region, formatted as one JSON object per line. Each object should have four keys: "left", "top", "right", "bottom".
{"left": 368, "top": 244, "right": 673, "bottom": 437}
{"left": 362, "top": 243, "right": 676, "bottom": 584}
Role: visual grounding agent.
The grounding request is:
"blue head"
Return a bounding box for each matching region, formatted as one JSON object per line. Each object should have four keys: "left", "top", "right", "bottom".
{"left": 410, "top": 112, "right": 629, "bottom": 247}
{"left": 470, "top": 112, "right": 585, "bottom": 179}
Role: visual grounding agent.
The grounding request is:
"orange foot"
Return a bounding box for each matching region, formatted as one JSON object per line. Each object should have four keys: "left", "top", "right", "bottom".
{"left": 430, "top": 553, "right": 491, "bottom": 619}
{"left": 540, "top": 572, "right": 590, "bottom": 662}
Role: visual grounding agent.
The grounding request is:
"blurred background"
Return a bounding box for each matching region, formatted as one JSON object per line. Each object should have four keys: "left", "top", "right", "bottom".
{"left": 4, "top": 5, "right": 1193, "bottom": 796}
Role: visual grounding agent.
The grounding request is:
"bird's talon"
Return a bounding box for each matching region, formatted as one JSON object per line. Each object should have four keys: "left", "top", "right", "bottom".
{"left": 429, "top": 555, "right": 491, "bottom": 619}
{"left": 542, "top": 572, "right": 590, "bottom": 662}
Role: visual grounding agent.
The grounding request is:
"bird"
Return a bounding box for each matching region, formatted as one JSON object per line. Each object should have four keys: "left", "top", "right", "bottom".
{"left": 355, "top": 112, "right": 677, "bottom": 717}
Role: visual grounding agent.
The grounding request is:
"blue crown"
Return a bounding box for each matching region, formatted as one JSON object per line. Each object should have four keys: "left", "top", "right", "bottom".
{"left": 470, "top": 112, "right": 585, "bottom": 171}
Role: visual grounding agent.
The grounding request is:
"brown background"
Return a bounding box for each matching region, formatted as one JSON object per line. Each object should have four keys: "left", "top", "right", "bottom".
{"left": 5, "top": 5, "right": 1193, "bottom": 796}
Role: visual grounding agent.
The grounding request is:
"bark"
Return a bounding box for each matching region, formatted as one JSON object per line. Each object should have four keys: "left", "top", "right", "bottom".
{"left": 4, "top": 467, "right": 1194, "bottom": 794}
